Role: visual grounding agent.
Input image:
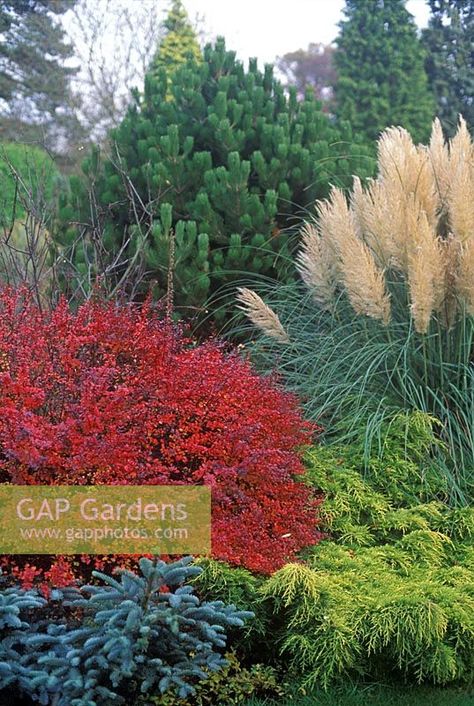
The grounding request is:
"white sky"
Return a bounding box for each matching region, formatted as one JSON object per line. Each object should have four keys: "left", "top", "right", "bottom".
{"left": 183, "top": 0, "right": 431, "bottom": 65}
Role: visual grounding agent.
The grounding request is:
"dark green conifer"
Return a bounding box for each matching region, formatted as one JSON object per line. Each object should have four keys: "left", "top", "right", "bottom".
{"left": 423, "top": 0, "right": 474, "bottom": 135}
{"left": 334, "top": 0, "right": 435, "bottom": 143}
{"left": 60, "top": 39, "right": 372, "bottom": 322}
{"left": 0, "top": 0, "right": 80, "bottom": 151}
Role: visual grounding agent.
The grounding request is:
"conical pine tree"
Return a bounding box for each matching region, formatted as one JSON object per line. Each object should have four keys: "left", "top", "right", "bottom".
{"left": 334, "top": 0, "right": 435, "bottom": 143}
{"left": 151, "top": 0, "right": 201, "bottom": 77}
{"left": 423, "top": 0, "right": 473, "bottom": 135}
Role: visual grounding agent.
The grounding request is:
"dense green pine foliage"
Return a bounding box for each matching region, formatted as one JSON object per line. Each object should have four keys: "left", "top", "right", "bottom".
{"left": 58, "top": 38, "right": 372, "bottom": 322}
{"left": 334, "top": 0, "right": 435, "bottom": 142}
{"left": 423, "top": 0, "right": 474, "bottom": 135}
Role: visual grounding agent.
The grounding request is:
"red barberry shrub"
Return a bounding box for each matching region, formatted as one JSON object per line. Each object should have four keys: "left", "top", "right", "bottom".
{"left": 0, "top": 288, "right": 322, "bottom": 578}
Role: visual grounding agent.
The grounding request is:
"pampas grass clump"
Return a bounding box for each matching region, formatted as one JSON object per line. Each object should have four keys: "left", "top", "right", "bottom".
{"left": 237, "top": 118, "right": 474, "bottom": 503}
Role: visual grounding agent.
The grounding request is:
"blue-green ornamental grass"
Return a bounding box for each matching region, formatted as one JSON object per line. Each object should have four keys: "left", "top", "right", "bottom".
{"left": 237, "top": 279, "right": 474, "bottom": 503}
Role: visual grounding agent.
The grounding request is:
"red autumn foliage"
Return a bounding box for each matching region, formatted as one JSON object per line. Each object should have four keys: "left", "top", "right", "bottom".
{"left": 0, "top": 288, "right": 322, "bottom": 579}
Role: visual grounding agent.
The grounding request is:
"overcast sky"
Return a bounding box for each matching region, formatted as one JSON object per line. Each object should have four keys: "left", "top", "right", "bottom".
{"left": 183, "top": 0, "right": 431, "bottom": 65}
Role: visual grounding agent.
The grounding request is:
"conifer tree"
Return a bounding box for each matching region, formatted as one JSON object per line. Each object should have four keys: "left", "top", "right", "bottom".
{"left": 59, "top": 39, "right": 372, "bottom": 323}
{"left": 151, "top": 0, "right": 201, "bottom": 78}
{"left": 423, "top": 0, "right": 474, "bottom": 135}
{"left": 0, "top": 557, "right": 253, "bottom": 705}
{"left": 334, "top": 0, "right": 435, "bottom": 143}
{"left": 0, "top": 0, "right": 80, "bottom": 151}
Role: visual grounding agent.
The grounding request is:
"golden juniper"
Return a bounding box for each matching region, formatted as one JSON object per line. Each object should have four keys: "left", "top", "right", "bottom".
{"left": 194, "top": 414, "right": 474, "bottom": 688}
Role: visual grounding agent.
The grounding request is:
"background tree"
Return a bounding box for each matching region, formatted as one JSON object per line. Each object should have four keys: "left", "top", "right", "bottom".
{"left": 422, "top": 0, "right": 474, "bottom": 135}
{"left": 276, "top": 43, "right": 337, "bottom": 108}
{"left": 64, "top": 0, "right": 166, "bottom": 140}
{"left": 150, "top": 0, "right": 202, "bottom": 79}
{"left": 0, "top": 143, "right": 60, "bottom": 225}
{"left": 0, "top": 0, "right": 81, "bottom": 156}
{"left": 334, "top": 0, "right": 435, "bottom": 143}
{"left": 58, "top": 39, "right": 373, "bottom": 325}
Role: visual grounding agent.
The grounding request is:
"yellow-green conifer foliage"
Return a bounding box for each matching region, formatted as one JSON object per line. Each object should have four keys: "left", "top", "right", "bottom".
{"left": 195, "top": 414, "right": 474, "bottom": 688}
{"left": 151, "top": 0, "right": 201, "bottom": 79}
{"left": 262, "top": 417, "right": 474, "bottom": 687}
